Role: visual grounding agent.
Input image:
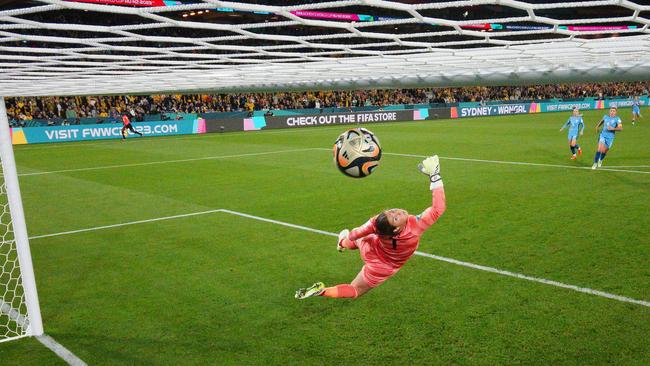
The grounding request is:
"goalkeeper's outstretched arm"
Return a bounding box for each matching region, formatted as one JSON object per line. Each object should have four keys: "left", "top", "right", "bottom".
{"left": 348, "top": 217, "right": 376, "bottom": 241}
{"left": 415, "top": 155, "right": 447, "bottom": 234}
{"left": 345, "top": 155, "right": 447, "bottom": 241}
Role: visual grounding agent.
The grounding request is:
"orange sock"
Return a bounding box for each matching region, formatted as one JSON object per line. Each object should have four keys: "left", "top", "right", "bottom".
{"left": 320, "top": 284, "right": 358, "bottom": 298}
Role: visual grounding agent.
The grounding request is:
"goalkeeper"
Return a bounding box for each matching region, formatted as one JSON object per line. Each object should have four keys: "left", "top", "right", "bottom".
{"left": 295, "top": 155, "right": 447, "bottom": 299}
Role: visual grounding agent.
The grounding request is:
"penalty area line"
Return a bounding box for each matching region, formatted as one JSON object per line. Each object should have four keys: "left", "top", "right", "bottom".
{"left": 18, "top": 148, "right": 320, "bottom": 177}
{"left": 600, "top": 165, "right": 650, "bottom": 168}
{"left": 28, "top": 208, "right": 650, "bottom": 308}
{"left": 28, "top": 209, "right": 225, "bottom": 240}
{"left": 315, "top": 148, "right": 650, "bottom": 175}
{"left": 221, "top": 209, "right": 650, "bottom": 308}
{"left": 384, "top": 152, "right": 650, "bottom": 175}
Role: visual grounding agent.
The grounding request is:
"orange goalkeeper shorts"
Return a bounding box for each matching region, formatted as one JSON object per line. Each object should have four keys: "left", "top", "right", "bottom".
{"left": 356, "top": 235, "right": 401, "bottom": 288}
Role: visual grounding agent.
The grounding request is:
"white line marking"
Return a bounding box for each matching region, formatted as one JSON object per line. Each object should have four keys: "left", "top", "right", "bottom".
{"left": 314, "top": 148, "right": 650, "bottom": 175}
{"left": 0, "top": 303, "right": 86, "bottom": 365}
{"left": 220, "top": 209, "right": 650, "bottom": 308}
{"left": 600, "top": 165, "right": 650, "bottom": 168}
{"left": 29, "top": 209, "right": 225, "bottom": 240}
{"left": 413, "top": 252, "right": 650, "bottom": 307}
{"left": 37, "top": 334, "right": 87, "bottom": 366}
{"left": 18, "top": 148, "right": 319, "bottom": 177}
{"left": 27, "top": 208, "right": 650, "bottom": 307}
{"left": 379, "top": 150, "right": 650, "bottom": 175}
{"left": 219, "top": 209, "right": 337, "bottom": 237}
{"left": 20, "top": 143, "right": 650, "bottom": 178}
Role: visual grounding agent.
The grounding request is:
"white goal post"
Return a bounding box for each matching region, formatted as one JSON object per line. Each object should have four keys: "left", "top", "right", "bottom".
{"left": 0, "top": 97, "right": 43, "bottom": 343}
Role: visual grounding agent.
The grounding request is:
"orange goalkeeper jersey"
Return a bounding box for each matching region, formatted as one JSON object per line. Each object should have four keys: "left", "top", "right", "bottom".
{"left": 348, "top": 187, "right": 446, "bottom": 267}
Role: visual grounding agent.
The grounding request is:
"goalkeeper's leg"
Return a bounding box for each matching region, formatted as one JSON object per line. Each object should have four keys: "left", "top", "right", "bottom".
{"left": 320, "top": 259, "right": 399, "bottom": 299}
{"left": 320, "top": 270, "right": 372, "bottom": 299}
{"left": 296, "top": 267, "right": 380, "bottom": 300}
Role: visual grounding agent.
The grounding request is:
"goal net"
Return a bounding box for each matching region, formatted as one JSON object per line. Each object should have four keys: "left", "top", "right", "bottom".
{"left": 0, "top": 100, "right": 42, "bottom": 343}
{"left": 0, "top": 171, "right": 29, "bottom": 342}
{"left": 0, "top": 1, "right": 649, "bottom": 97}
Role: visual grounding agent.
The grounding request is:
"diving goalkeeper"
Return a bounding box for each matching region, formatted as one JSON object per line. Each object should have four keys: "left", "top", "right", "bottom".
{"left": 295, "top": 155, "right": 447, "bottom": 299}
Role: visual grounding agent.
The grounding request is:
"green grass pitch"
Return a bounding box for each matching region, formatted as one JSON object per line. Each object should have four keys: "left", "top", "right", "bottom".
{"left": 1, "top": 109, "right": 649, "bottom": 365}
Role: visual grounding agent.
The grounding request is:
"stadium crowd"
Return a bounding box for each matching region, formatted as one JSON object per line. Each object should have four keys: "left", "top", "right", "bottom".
{"left": 6, "top": 82, "right": 649, "bottom": 124}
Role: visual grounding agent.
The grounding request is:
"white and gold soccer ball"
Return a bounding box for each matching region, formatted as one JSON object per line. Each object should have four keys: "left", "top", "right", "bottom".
{"left": 333, "top": 127, "right": 382, "bottom": 178}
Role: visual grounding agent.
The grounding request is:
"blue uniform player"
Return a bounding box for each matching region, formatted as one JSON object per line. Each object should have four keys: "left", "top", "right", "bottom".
{"left": 559, "top": 108, "right": 584, "bottom": 160}
{"left": 632, "top": 96, "right": 641, "bottom": 125}
{"left": 592, "top": 107, "right": 623, "bottom": 170}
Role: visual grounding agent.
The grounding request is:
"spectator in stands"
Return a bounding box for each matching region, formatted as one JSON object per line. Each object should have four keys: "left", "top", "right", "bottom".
{"left": 6, "top": 81, "right": 650, "bottom": 126}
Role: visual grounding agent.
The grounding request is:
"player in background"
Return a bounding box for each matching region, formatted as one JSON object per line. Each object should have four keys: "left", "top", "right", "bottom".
{"left": 559, "top": 108, "right": 584, "bottom": 160}
{"left": 632, "top": 96, "right": 642, "bottom": 125}
{"left": 121, "top": 113, "right": 143, "bottom": 140}
{"left": 592, "top": 107, "right": 623, "bottom": 170}
{"left": 295, "top": 155, "right": 446, "bottom": 300}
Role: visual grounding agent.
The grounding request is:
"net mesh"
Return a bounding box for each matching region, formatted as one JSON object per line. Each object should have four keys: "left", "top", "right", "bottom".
{"left": 0, "top": 160, "right": 29, "bottom": 343}
{"left": 0, "top": 1, "right": 649, "bottom": 95}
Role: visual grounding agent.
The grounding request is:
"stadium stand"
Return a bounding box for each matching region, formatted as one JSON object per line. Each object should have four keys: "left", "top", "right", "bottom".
{"left": 6, "top": 82, "right": 649, "bottom": 127}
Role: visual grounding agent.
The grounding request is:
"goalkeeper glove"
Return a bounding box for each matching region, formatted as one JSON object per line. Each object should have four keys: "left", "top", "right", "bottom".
{"left": 418, "top": 155, "right": 443, "bottom": 190}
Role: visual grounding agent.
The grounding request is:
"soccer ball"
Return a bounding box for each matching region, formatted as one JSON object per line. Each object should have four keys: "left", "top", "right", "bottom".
{"left": 333, "top": 128, "right": 382, "bottom": 178}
